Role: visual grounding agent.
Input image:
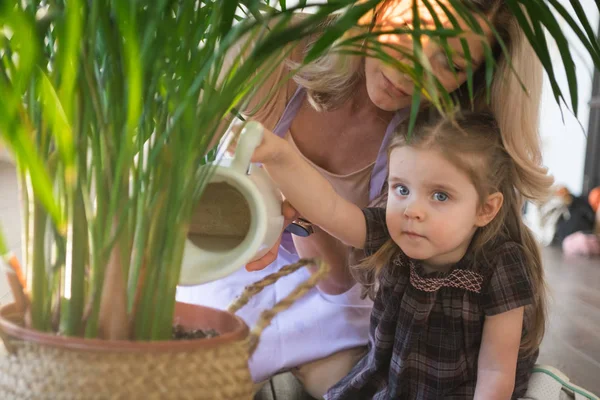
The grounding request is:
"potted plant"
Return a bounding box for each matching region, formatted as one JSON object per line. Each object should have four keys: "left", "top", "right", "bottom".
{"left": 0, "top": 0, "right": 357, "bottom": 397}
{"left": 0, "top": 0, "right": 597, "bottom": 398}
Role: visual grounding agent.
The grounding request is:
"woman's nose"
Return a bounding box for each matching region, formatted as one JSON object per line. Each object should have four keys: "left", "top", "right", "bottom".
{"left": 380, "top": 33, "right": 436, "bottom": 71}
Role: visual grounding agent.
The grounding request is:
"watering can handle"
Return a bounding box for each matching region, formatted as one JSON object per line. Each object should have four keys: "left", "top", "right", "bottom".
{"left": 227, "top": 258, "right": 329, "bottom": 357}
{"left": 230, "top": 121, "right": 264, "bottom": 174}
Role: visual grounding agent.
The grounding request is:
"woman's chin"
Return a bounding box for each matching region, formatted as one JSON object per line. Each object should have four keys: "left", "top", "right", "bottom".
{"left": 369, "top": 91, "right": 410, "bottom": 112}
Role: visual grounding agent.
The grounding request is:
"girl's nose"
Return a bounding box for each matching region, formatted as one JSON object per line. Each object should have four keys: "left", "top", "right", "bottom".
{"left": 403, "top": 201, "right": 425, "bottom": 221}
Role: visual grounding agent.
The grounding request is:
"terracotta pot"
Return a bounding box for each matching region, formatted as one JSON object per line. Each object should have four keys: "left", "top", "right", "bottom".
{"left": 0, "top": 302, "right": 254, "bottom": 399}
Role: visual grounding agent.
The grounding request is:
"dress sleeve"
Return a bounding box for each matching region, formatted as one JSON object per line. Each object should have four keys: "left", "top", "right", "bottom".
{"left": 361, "top": 207, "right": 390, "bottom": 256}
{"left": 481, "top": 242, "right": 534, "bottom": 316}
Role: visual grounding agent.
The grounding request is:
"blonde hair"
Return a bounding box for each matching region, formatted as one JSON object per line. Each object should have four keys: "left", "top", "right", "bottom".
{"left": 293, "top": 0, "right": 552, "bottom": 200}
{"left": 357, "top": 110, "right": 549, "bottom": 354}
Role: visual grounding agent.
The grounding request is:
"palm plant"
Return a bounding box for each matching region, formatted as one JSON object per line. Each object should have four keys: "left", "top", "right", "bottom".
{"left": 0, "top": 0, "right": 597, "bottom": 343}
{"left": 0, "top": 0, "right": 373, "bottom": 341}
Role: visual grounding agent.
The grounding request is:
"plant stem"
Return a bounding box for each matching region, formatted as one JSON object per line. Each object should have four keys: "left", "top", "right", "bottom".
{"left": 133, "top": 183, "right": 169, "bottom": 340}
{"left": 96, "top": 219, "right": 129, "bottom": 340}
{"left": 151, "top": 220, "right": 188, "bottom": 340}
{"left": 59, "top": 183, "right": 87, "bottom": 336}
{"left": 30, "top": 200, "right": 48, "bottom": 331}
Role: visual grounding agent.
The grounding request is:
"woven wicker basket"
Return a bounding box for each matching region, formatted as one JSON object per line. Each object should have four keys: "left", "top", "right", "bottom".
{"left": 0, "top": 259, "right": 327, "bottom": 400}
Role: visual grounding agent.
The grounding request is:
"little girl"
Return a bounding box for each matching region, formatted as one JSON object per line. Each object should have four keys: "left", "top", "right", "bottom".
{"left": 251, "top": 110, "right": 549, "bottom": 399}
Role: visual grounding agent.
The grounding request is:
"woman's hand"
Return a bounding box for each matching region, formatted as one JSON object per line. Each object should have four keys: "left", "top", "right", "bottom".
{"left": 226, "top": 121, "right": 288, "bottom": 166}
{"left": 245, "top": 199, "right": 299, "bottom": 271}
{"left": 250, "top": 123, "right": 289, "bottom": 166}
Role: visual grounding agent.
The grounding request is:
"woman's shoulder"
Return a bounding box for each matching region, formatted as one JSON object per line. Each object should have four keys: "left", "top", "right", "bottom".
{"left": 242, "top": 13, "right": 320, "bottom": 129}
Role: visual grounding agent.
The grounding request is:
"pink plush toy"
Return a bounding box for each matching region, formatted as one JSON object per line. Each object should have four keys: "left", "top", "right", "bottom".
{"left": 561, "top": 186, "right": 600, "bottom": 257}
{"left": 562, "top": 231, "right": 600, "bottom": 257}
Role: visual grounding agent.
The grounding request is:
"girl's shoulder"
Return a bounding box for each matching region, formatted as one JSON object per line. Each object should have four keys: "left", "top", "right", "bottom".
{"left": 476, "top": 241, "right": 527, "bottom": 277}
{"left": 476, "top": 241, "right": 535, "bottom": 316}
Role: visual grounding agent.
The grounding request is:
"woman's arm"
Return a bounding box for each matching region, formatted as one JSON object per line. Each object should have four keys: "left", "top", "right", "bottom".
{"left": 253, "top": 126, "right": 367, "bottom": 250}
{"left": 474, "top": 306, "right": 524, "bottom": 400}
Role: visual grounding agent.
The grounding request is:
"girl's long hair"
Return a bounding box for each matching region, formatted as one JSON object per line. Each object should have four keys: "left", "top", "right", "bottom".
{"left": 355, "top": 110, "right": 550, "bottom": 354}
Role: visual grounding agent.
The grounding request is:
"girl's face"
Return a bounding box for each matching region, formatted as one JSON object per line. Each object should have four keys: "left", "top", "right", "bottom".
{"left": 386, "top": 146, "right": 492, "bottom": 268}
{"left": 364, "top": 0, "right": 493, "bottom": 111}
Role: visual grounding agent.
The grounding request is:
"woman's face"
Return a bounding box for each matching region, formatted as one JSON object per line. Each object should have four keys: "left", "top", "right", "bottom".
{"left": 364, "top": 0, "right": 493, "bottom": 111}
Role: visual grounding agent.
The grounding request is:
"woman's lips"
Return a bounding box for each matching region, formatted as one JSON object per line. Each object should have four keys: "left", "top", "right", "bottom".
{"left": 381, "top": 72, "right": 408, "bottom": 98}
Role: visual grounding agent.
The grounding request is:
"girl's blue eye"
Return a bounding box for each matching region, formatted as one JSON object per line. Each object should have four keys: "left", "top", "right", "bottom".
{"left": 433, "top": 192, "right": 449, "bottom": 202}
{"left": 395, "top": 185, "right": 410, "bottom": 196}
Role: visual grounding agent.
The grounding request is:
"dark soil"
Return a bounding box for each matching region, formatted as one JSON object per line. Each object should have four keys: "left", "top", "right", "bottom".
{"left": 172, "top": 324, "right": 219, "bottom": 340}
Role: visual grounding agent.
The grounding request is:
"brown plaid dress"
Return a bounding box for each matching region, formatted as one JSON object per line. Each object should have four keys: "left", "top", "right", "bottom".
{"left": 325, "top": 207, "right": 538, "bottom": 400}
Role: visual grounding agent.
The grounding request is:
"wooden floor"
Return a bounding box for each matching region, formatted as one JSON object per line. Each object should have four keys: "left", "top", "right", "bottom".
{"left": 538, "top": 246, "right": 600, "bottom": 396}
{"left": 0, "top": 161, "right": 599, "bottom": 396}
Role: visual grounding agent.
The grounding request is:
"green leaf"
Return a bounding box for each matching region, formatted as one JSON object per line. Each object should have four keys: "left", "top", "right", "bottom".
{"left": 408, "top": 89, "right": 422, "bottom": 139}
{"left": 505, "top": 0, "right": 565, "bottom": 108}
{"left": 10, "top": 129, "right": 65, "bottom": 233}
{"left": 57, "top": 0, "right": 83, "bottom": 120}
{"left": 0, "top": 70, "right": 64, "bottom": 232}
{"left": 238, "top": 0, "right": 269, "bottom": 23}
{"left": 304, "top": 0, "right": 380, "bottom": 64}
{"left": 421, "top": 0, "right": 458, "bottom": 78}
{"left": 421, "top": 0, "right": 473, "bottom": 107}
{"left": 0, "top": 222, "right": 8, "bottom": 256}
{"left": 461, "top": 41, "right": 474, "bottom": 107}
{"left": 408, "top": 0, "right": 424, "bottom": 136}
{"left": 433, "top": 0, "right": 494, "bottom": 104}
{"left": 115, "top": 2, "right": 143, "bottom": 137}
{"left": 547, "top": 0, "right": 600, "bottom": 75}
{"left": 39, "top": 69, "right": 76, "bottom": 178}
{"left": 483, "top": 44, "right": 495, "bottom": 104}
{"left": 523, "top": 1, "right": 577, "bottom": 114}
{"left": 0, "top": 5, "right": 41, "bottom": 95}
{"left": 444, "top": 0, "right": 484, "bottom": 35}
{"left": 219, "top": 0, "right": 240, "bottom": 37}
{"left": 340, "top": 26, "right": 466, "bottom": 46}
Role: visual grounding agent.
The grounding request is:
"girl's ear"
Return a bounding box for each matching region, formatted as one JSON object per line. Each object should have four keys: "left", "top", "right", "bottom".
{"left": 476, "top": 192, "right": 503, "bottom": 227}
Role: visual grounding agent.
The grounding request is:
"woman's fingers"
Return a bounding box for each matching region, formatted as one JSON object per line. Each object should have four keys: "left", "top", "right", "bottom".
{"left": 245, "top": 236, "right": 282, "bottom": 271}
{"left": 225, "top": 122, "right": 245, "bottom": 157}
{"left": 282, "top": 199, "right": 299, "bottom": 223}
{"left": 244, "top": 200, "right": 298, "bottom": 271}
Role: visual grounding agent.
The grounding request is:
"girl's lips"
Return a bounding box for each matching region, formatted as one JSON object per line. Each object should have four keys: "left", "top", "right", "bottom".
{"left": 381, "top": 73, "right": 408, "bottom": 98}
{"left": 403, "top": 231, "right": 425, "bottom": 239}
